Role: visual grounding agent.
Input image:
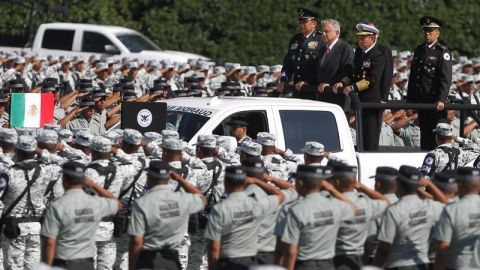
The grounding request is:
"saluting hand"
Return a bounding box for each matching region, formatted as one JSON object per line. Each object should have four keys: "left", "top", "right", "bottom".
{"left": 295, "top": 81, "right": 305, "bottom": 91}
{"left": 332, "top": 82, "right": 343, "bottom": 94}
{"left": 435, "top": 101, "right": 445, "bottom": 111}
{"left": 317, "top": 83, "right": 329, "bottom": 93}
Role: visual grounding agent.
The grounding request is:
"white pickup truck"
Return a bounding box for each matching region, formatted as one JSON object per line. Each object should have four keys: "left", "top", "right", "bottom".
{"left": 160, "top": 96, "right": 427, "bottom": 187}
{"left": 0, "top": 23, "right": 208, "bottom": 63}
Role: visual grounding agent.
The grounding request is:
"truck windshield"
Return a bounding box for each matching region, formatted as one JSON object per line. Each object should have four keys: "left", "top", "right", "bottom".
{"left": 166, "top": 111, "right": 210, "bottom": 142}
{"left": 116, "top": 33, "right": 160, "bottom": 52}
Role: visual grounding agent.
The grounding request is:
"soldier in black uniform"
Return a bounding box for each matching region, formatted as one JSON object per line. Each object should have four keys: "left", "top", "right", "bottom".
{"left": 335, "top": 23, "right": 390, "bottom": 151}
{"left": 279, "top": 7, "right": 324, "bottom": 100}
{"left": 407, "top": 16, "right": 452, "bottom": 150}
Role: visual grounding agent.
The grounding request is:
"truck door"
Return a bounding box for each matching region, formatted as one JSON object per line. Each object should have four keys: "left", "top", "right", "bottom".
{"left": 80, "top": 31, "right": 120, "bottom": 55}
{"left": 41, "top": 29, "right": 75, "bottom": 52}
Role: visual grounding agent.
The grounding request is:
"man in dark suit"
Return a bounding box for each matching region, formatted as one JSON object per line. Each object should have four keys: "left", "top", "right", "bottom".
{"left": 407, "top": 16, "right": 452, "bottom": 150}
{"left": 315, "top": 19, "right": 354, "bottom": 108}
{"left": 334, "top": 23, "right": 390, "bottom": 151}
{"left": 278, "top": 7, "right": 324, "bottom": 100}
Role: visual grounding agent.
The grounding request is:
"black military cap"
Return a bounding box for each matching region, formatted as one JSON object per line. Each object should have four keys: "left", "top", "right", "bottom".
{"left": 433, "top": 170, "right": 457, "bottom": 186}
{"left": 112, "top": 83, "right": 122, "bottom": 93}
{"left": 42, "top": 83, "right": 57, "bottom": 93}
{"left": 329, "top": 160, "right": 357, "bottom": 176}
{"left": 151, "top": 78, "right": 170, "bottom": 94}
{"left": 294, "top": 165, "right": 333, "bottom": 180}
{"left": 226, "top": 117, "right": 249, "bottom": 127}
{"left": 370, "top": 166, "right": 398, "bottom": 181}
{"left": 456, "top": 167, "right": 480, "bottom": 182}
{"left": 92, "top": 89, "right": 107, "bottom": 98}
{"left": 62, "top": 161, "right": 86, "bottom": 183}
{"left": 225, "top": 166, "right": 246, "bottom": 184}
{"left": 79, "top": 97, "right": 95, "bottom": 107}
{"left": 147, "top": 160, "right": 170, "bottom": 179}
{"left": 221, "top": 81, "right": 242, "bottom": 91}
{"left": 122, "top": 83, "right": 135, "bottom": 92}
{"left": 420, "top": 16, "right": 442, "bottom": 28}
{"left": 8, "top": 79, "right": 24, "bottom": 90}
{"left": 397, "top": 165, "right": 421, "bottom": 185}
{"left": 0, "top": 92, "right": 8, "bottom": 103}
{"left": 78, "top": 80, "right": 93, "bottom": 93}
{"left": 253, "top": 86, "right": 269, "bottom": 97}
{"left": 242, "top": 156, "right": 265, "bottom": 175}
{"left": 43, "top": 78, "right": 59, "bottom": 85}
{"left": 122, "top": 91, "right": 137, "bottom": 101}
{"left": 297, "top": 7, "right": 318, "bottom": 20}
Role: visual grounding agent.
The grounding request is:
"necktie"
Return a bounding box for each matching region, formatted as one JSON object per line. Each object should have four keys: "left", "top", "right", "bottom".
{"left": 321, "top": 47, "right": 330, "bottom": 66}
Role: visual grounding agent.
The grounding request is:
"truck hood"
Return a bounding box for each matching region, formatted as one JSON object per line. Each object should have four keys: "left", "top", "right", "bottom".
{"left": 138, "top": 50, "right": 209, "bottom": 63}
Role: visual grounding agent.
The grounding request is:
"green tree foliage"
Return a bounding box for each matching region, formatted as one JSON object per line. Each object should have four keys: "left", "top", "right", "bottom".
{"left": 0, "top": 0, "right": 478, "bottom": 64}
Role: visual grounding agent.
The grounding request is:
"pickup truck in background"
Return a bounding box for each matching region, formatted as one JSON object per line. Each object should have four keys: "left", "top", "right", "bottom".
{"left": 153, "top": 96, "right": 427, "bottom": 188}
{"left": 0, "top": 23, "right": 209, "bottom": 63}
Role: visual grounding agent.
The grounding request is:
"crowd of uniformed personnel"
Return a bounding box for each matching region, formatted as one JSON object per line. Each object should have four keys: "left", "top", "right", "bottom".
{"left": 0, "top": 125, "right": 478, "bottom": 270}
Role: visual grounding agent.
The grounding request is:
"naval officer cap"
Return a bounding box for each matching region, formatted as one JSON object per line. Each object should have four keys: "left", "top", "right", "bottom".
{"left": 123, "top": 128, "right": 142, "bottom": 145}
{"left": 225, "top": 166, "right": 247, "bottom": 184}
{"left": 303, "top": 141, "right": 325, "bottom": 156}
{"left": 397, "top": 165, "right": 422, "bottom": 185}
{"left": 256, "top": 132, "right": 276, "bottom": 146}
{"left": 432, "top": 122, "right": 453, "bottom": 137}
{"left": 147, "top": 160, "right": 171, "bottom": 179}
{"left": 356, "top": 23, "right": 380, "bottom": 36}
{"left": 16, "top": 135, "right": 37, "bottom": 152}
{"left": 62, "top": 161, "right": 86, "bottom": 183}
{"left": 37, "top": 129, "right": 59, "bottom": 144}
{"left": 90, "top": 136, "right": 112, "bottom": 153}
{"left": 456, "top": 167, "right": 480, "bottom": 182}
{"left": 0, "top": 128, "right": 18, "bottom": 144}
{"left": 420, "top": 16, "right": 442, "bottom": 28}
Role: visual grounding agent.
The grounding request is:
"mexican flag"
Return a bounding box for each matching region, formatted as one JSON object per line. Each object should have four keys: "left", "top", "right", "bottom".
{"left": 10, "top": 93, "right": 55, "bottom": 128}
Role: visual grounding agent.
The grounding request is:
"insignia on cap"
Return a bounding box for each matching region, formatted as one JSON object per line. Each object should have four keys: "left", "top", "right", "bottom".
{"left": 255, "top": 163, "right": 262, "bottom": 168}
{"left": 299, "top": 9, "right": 304, "bottom": 17}
{"left": 235, "top": 169, "right": 243, "bottom": 174}
{"left": 160, "top": 169, "right": 167, "bottom": 174}
{"left": 412, "top": 175, "right": 419, "bottom": 180}
{"left": 316, "top": 168, "right": 322, "bottom": 174}
{"left": 473, "top": 170, "right": 479, "bottom": 176}
{"left": 76, "top": 168, "right": 83, "bottom": 173}
{"left": 325, "top": 169, "right": 332, "bottom": 175}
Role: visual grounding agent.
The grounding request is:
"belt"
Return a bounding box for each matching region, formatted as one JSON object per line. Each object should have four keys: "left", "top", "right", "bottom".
{"left": 296, "top": 258, "right": 334, "bottom": 266}
{"left": 101, "top": 217, "right": 114, "bottom": 222}
{"left": 5, "top": 216, "right": 42, "bottom": 223}
{"left": 53, "top": 258, "right": 94, "bottom": 264}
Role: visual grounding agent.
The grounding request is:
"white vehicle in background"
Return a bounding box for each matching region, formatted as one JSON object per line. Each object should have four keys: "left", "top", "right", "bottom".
{"left": 156, "top": 97, "right": 427, "bottom": 188}
{"left": 0, "top": 23, "right": 209, "bottom": 63}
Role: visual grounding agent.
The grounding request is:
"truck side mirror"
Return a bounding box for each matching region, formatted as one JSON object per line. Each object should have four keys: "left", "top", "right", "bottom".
{"left": 104, "top": 44, "right": 120, "bottom": 54}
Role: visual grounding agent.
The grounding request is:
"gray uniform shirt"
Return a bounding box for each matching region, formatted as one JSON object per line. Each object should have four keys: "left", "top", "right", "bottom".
{"left": 129, "top": 185, "right": 204, "bottom": 250}
{"left": 433, "top": 194, "right": 480, "bottom": 269}
{"left": 204, "top": 190, "right": 279, "bottom": 258}
{"left": 281, "top": 192, "right": 354, "bottom": 261}
{"left": 245, "top": 185, "right": 298, "bottom": 252}
{"left": 377, "top": 194, "right": 444, "bottom": 267}
{"left": 366, "top": 193, "right": 399, "bottom": 245}
{"left": 41, "top": 189, "right": 118, "bottom": 260}
{"left": 336, "top": 192, "right": 388, "bottom": 255}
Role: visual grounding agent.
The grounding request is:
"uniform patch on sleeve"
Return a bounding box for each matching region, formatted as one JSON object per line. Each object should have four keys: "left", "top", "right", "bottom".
{"left": 420, "top": 153, "right": 436, "bottom": 175}
{"left": 443, "top": 52, "right": 451, "bottom": 61}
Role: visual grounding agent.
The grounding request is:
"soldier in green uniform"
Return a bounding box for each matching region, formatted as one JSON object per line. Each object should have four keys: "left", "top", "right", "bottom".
{"left": 205, "top": 166, "right": 285, "bottom": 270}
{"left": 433, "top": 167, "right": 480, "bottom": 270}
{"left": 128, "top": 161, "right": 206, "bottom": 270}
{"left": 40, "top": 161, "right": 122, "bottom": 270}
{"left": 279, "top": 165, "right": 354, "bottom": 270}
{"left": 279, "top": 8, "right": 325, "bottom": 100}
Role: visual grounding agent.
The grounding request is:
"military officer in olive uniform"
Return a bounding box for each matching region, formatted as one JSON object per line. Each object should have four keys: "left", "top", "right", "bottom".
{"left": 406, "top": 16, "right": 453, "bottom": 150}
{"left": 279, "top": 8, "right": 325, "bottom": 100}
{"left": 40, "top": 161, "right": 122, "bottom": 270}
{"left": 335, "top": 23, "right": 390, "bottom": 151}
{"left": 433, "top": 167, "right": 480, "bottom": 270}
